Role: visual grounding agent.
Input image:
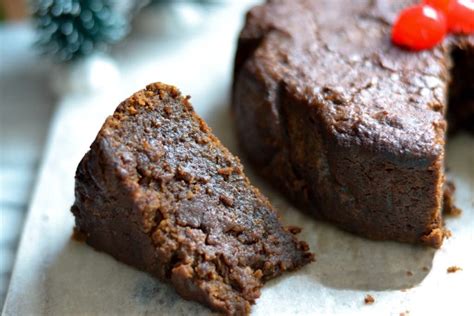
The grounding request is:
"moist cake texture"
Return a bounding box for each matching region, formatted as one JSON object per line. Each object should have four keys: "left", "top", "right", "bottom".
{"left": 233, "top": 0, "right": 473, "bottom": 247}
{"left": 71, "top": 83, "right": 313, "bottom": 315}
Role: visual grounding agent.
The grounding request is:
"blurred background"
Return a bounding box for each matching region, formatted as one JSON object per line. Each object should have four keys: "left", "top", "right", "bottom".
{"left": 0, "top": 0, "right": 259, "bottom": 309}
{"left": 1, "top": 2, "right": 473, "bottom": 315}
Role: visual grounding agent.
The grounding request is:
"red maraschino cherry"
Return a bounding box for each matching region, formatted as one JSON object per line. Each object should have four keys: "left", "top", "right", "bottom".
{"left": 392, "top": 4, "right": 447, "bottom": 50}
{"left": 423, "top": 0, "right": 451, "bottom": 12}
{"left": 446, "top": 0, "right": 474, "bottom": 33}
{"left": 424, "top": 0, "right": 474, "bottom": 33}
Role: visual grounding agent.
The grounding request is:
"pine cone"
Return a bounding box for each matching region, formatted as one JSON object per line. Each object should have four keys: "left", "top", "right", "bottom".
{"left": 33, "top": 0, "right": 128, "bottom": 62}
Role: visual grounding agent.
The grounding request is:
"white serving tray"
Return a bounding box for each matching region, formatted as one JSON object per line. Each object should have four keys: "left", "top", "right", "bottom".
{"left": 3, "top": 2, "right": 473, "bottom": 315}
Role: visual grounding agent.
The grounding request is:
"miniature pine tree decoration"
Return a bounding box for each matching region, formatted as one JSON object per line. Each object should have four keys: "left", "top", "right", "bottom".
{"left": 32, "top": 0, "right": 128, "bottom": 62}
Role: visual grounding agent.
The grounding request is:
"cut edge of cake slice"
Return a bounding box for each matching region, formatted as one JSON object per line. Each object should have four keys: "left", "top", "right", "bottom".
{"left": 71, "top": 82, "right": 314, "bottom": 315}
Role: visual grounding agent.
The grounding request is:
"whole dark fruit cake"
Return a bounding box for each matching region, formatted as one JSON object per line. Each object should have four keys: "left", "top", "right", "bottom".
{"left": 232, "top": 0, "right": 473, "bottom": 247}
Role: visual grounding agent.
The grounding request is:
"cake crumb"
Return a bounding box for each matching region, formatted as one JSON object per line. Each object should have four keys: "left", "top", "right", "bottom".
{"left": 163, "top": 105, "right": 172, "bottom": 115}
{"left": 72, "top": 227, "right": 86, "bottom": 242}
{"left": 443, "top": 181, "right": 462, "bottom": 216}
{"left": 364, "top": 294, "right": 375, "bottom": 305}
{"left": 218, "top": 167, "right": 234, "bottom": 177}
{"left": 219, "top": 194, "right": 234, "bottom": 207}
{"left": 287, "top": 225, "right": 302, "bottom": 234}
{"left": 446, "top": 206, "right": 462, "bottom": 216}
{"left": 444, "top": 229, "right": 452, "bottom": 238}
{"left": 447, "top": 266, "right": 462, "bottom": 273}
{"left": 406, "top": 270, "right": 413, "bottom": 277}
{"left": 422, "top": 266, "right": 429, "bottom": 272}
{"left": 186, "top": 191, "right": 194, "bottom": 200}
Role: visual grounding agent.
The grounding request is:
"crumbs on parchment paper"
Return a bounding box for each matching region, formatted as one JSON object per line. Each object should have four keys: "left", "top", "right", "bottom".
{"left": 447, "top": 266, "right": 462, "bottom": 273}
{"left": 364, "top": 294, "right": 375, "bottom": 305}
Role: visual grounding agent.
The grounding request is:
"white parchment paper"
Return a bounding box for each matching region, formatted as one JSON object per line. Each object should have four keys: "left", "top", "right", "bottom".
{"left": 3, "top": 2, "right": 473, "bottom": 315}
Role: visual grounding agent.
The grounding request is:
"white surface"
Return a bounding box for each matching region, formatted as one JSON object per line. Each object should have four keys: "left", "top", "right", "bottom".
{"left": 50, "top": 53, "right": 121, "bottom": 95}
{"left": 0, "top": 23, "right": 56, "bottom": 308}
{"left": 3, "top": 2, "right": 474, "bottom": 315}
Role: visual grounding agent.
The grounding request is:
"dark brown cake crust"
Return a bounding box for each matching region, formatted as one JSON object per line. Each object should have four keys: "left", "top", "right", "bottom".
{"left": 233, "top": 0, "right": 473, "bottom": 247}
{"left": 71, "top": 83, "right": 313, "bottom": 315}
